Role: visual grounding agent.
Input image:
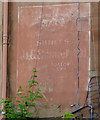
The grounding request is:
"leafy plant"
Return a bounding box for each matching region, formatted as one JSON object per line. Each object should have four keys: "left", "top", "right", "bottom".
{"left": 62, "top": 112, "right": 74, "bottom": 120}
{"left": 0, "top": 68, "right": 42, "bottom": 119}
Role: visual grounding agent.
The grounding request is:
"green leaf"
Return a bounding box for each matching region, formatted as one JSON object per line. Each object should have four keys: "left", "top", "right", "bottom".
{"left": 28, "top": 81, "right": 32, "bottom": 85}
{"left": 36, "top": 92, "right": 41, "bottom": 96}
{"left": 19, "top": 86, "right": 22, "bottom": 89}
{"left": 29, "top": 80, "right": 38, "bottom": 85}
{"left": 34, "top": 75, "right": 37, "bottom": 77}
{"left": 31, "top": 103, "right": 36, "bottom": 106}
{"left": 31, "top": 75, "right": 37, "bottom": 79}
{"left": 33, "top": 81, "right": 38, "bottom": 84}
{"left": 8, "top": 102, "right": 13, "bottom": 107}
{"left": 35, "top": 91, "right": 42, "bottom": 98}
{"left": 12, "top": 97, "right": 16, "bottom": 100}
{"left": 27, "top": 112, "right": 32, "bottom": 116}
{"left": 17, "top": 93, "right": 22, "bottom": 96}
{"left": 31, "top": 75, "right": 34, "bottom": 79}
{"left": 29, "top": 85, "right": 34, "bottom": 88}
{"left": 16, "top": 100, "right": 20, "bottom": 103}
{"left": 17, "top": 86, "right": 24, "bottom": 92}
{"left": 37, "top": 96, "right": 42, "bottom": 98}
{"left": 63, "top": 112, "right": 74, "bottom": 119}
{"left": 37, "top": 89, "right": 41, "bottom": 91}
{"left": 28, "top": 91, "right": 35, "bottom": 95}
{"left": 33, "top": 68, "right": 37, "bottom": 72}
{"left": 23, "top": 96, "right": 29, "bottom": 101}
{"left": 0, "top": 68, "right": 43, "bottom": 119}
{"left": 30, "top": 94, "right": 35, "bottom": 101}
{"left": 25, "top": 101, "right": 31, "bottom": 106}
{"left": 6, "top": 98, "right": 10, "bottom": 102}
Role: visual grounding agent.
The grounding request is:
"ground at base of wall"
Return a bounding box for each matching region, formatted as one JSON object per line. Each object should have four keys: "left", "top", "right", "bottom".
{"left": 1, "top": 117, "right": 99, "bottom": 120}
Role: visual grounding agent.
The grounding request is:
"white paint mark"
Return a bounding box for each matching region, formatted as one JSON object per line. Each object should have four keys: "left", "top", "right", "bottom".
{"left": 31, "top": 21, "right": 39, "bottom": 26}
{"left": 89, "top": 3, "right": 91, "bottom": 79}
{"left": 48, "top": 88, "right": 53, "bottom": 92}
{"left": 50, "top": 98, "right": 53, "bottom": 101}
{"left": 67, "top": 63, "right": 70, "bottom": 66}
{"left": 86, "top": 3, "right": 91, "bottom": 91}
{"left": 16, "top": 70, "right": 18, "bottom": 80}
{"left": 18, "top": 7, "right": 20, "bottom": 24}
{"left": 20, "top": 50, "right": 40, "bottom": 61}
{"left": 56, "top": 62, "right": 70, "bottom": 71}
{"left": 20, "top": 4, "right": 77, "bottom": 9}
{"left": 38, "top": 65, "right": 47, "bottom": 70}
{"left": 20, "top": 4, "right": 78, "bottom": 27}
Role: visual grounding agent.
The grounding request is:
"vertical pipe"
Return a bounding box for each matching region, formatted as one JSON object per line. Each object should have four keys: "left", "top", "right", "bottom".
{"left": 2, "top": 1, "right": 8, "bottom": 101}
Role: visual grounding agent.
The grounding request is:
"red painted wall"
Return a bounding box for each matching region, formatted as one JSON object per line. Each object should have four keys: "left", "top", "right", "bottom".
{"left": 8, "top": 3, "right": 90, "bottom": 117}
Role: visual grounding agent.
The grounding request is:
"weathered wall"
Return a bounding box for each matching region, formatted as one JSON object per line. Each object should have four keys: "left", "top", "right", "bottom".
{"left": 90, "top": 3, "right": 98, "bottom": 73}
{"left": 8, "top": 2, "right": 90, "bottom": 118}
{"left": 0, "top": 2, "right": 2, "bottom": 98}
{"left": 98, "top": 2, "right": 100, "bottom": 119}
{"left": 90, "top": 3, "right": 99, "bottom": 118}
{"left": 0, "top": 2, "right": 2, "bottom": 120}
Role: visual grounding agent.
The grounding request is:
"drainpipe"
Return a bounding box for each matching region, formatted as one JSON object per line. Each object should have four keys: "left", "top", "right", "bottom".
{"left": 2, "top": 1, "right": 8, "bottom": 101}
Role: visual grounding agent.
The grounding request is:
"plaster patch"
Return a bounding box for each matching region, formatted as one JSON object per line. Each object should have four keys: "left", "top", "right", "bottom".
{"left": 49, "top": 88, "right": 53, "bottom": 92}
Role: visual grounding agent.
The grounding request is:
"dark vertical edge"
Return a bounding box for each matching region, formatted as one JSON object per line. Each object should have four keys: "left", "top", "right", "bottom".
{"left": 0, "top": 2, "right": 2, "bottom": 98}
{"left": 0, "top": 1, "right": 2, "bottom": 120}
{"left": 98, "top": 1, "right": 100, "bottom": 119}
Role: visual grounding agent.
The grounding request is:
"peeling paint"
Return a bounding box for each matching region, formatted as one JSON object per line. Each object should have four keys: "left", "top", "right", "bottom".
{"left": 20, "top": 50, "right": 40, "bottom": 60}
{"left": 18, "top": 7, "right": 19, "bottom": 24}
{"left": 41, "top": 93, "right": 48, "bottom": 102}
{"left": 20, "top": 3, "right": 77, "bottom": 9}
{"left": 48, "top": 87, "right": 53, "bottom": 92}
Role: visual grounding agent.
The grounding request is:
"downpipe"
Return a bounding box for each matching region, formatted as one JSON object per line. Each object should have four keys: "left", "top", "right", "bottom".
{"left": 2, "top": 0, "right": 8, "bottom": 118}
{"left": 2, "top": 0, "right": 8, "bottom": 101}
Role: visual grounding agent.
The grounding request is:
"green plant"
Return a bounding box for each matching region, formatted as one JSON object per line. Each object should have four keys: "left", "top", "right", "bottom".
{"left": 0, "top": 68, "right": 42, "bottom": 119}
{"left": 62, "top": 112, "right": 74, "bottom": 120}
